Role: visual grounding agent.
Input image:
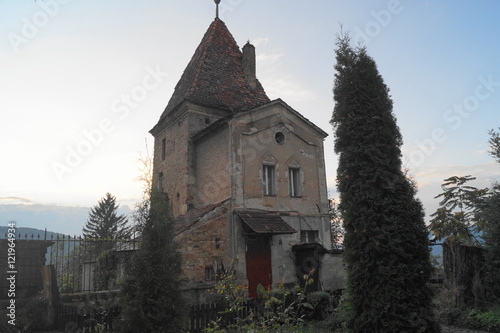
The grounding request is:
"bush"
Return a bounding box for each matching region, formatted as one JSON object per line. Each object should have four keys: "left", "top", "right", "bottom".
{"left": 465, "top": 307, "right": 500, "bottom": 332}
{"left": 0, "top": 292, "right": 50, "bottom": 333}
{"left": 433, "top": 284, "right": 470, "bottom": 327}
{"left": 306, "top": 291, "right": 331, "bottom": 320}
{"left": 206, "top": 271, "right": 332, "bottom": 332}
{"left": 94, "top": 249, "right": 119, "bottom": 291}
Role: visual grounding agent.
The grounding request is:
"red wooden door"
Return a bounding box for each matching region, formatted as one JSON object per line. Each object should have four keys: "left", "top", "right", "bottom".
{"left": 246, "top": 236, "right": 272, "bottom": 298}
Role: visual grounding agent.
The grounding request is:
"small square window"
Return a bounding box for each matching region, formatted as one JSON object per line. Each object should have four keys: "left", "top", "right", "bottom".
{"left": 289, "top": 167, "right": 301, "bottom": 197}
{"left": 263, "top": 164, "right": 276, "bottom": 196}
{"left": 301, "top": 230, "right": 318, "bottom": 243}
{"left": 205, "top": 266, "right": 215, "bottom": 281}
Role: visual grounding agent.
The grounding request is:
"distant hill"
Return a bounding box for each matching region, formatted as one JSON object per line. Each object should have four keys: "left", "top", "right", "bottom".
{"left": 0, "top": 203, "right": 131, "bottom": 236}
{"left": 0, "top": 226, "right": 66, "bottom": 240}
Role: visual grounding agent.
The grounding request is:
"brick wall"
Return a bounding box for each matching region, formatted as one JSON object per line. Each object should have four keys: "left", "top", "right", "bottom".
{"left": 153, "top": 114, "right": 190, "bottom": 216}
{"left": 176, "top": 209, "right": 230, "bottom": 283}
{"left": 194, "top": 127, "right": 230, "bottom": 207}
{"left": 152, "top": 104, "right": 227, "bottom": 216}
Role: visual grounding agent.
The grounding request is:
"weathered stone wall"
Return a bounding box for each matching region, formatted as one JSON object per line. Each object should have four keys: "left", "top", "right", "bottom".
{"left": 0, "top": 240, "right": 53, "bottom": 298}
{"left": 194, "top": 127, "right": 231, "bottom": 207}
{"left": 176, "top": 206, "right": 231, "bottom": 284}
{"left": 155, "top": 100, "right": 340, "bottom": 302}
{"left": 152, "top": 103, "right": 227, "bottom": 216}
{"left": 233, "top": 214, "right": 344, "bottom": 292}
{"left": 153, "top": 111, "right": 190, "bottom": 216}
{"left": 231, "top": 102, "right": 329, "bottom": 215}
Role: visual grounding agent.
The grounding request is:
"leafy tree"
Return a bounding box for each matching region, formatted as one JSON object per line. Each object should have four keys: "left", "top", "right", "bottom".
{"left": 118, "top": 189, "right": 186, "bottom": 332}
{"left": 429, "top": 175, "right": 488, "bottom": 245}
{"left": 331, "top": 34, "right": 439, "bottom": 332}
{"left": 488, "top": 127, "right": 500, "bottom": 162}
{"left": 83, "top": 192, "right": 130, "bottom": 240}
{"left": 329, "top": 198, "right": 344, "bottom": 250}
{"left": 130, "top": 150, "right": 153, "bottom": 234}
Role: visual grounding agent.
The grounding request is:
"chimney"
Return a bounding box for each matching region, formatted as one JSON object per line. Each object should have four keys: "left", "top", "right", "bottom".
{"left": 242, "top": 42, "right": 257, "bottom": 89}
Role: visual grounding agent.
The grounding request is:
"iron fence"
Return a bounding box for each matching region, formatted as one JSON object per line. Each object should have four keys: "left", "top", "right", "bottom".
{"left": 46, "top": 234, "right": 140, "bottom": 294}
{"left": 188, "top": 300, "right": 257, "bottom": 333}
{"left": 1, "top": 232, "right": 140, "bottom": 295}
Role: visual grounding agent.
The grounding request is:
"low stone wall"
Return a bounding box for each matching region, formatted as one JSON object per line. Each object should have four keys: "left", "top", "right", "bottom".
{"left": 0, "top": 239, "right": 53, "bottom": 298}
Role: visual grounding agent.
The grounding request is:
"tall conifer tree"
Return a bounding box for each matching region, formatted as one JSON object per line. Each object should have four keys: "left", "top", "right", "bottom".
{"left": 83, "top": 192, "right": 130, "bottom": 239}
{"left": 482, "top": 186, "right": 500, "bottom": 302}
{"left": 483, "top": 133, "right": 500, "bottom": 302}
{"left": 118, "top": 189, "right": 186, "bottom": 332}
{"left": 331, "top": 35, "right": 439, "bottom": 332}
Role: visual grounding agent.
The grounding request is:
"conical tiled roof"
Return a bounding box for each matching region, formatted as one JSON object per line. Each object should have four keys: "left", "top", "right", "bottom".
{"left": 159, "top": 18, "right": 270, "bottom": 119}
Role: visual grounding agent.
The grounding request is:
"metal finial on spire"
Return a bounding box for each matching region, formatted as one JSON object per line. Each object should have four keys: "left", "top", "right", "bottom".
{"left": 215, "top": 0, "right": 221, "bottom": 19}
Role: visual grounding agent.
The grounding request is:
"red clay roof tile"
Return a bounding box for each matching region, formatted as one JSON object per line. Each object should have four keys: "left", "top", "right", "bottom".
{"left": 159, "top": 18, "right": 270, "bottom": 120}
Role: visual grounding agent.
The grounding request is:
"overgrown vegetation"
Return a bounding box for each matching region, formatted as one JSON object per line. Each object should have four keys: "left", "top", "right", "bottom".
{"left": 429, "top": 175, "right": 488, "bottom": 245}
{"left": 0, "top": 292, "right": 50, "bottom": 333}
{"left": 465, "top": 307, "right": 500, "bottom": 332}
{"left": 330, "top": 32, "right": 439, "bottom": 332}
{"left": 117, "top": 189, "right": 186, "bottom": 332}
{"left": 430, "top": 128, "right": 500, "bottom": 331}
{"left": 204, "top": 270, "right": 341, "bottom": 333}
{"left": 481, "top": 184, "right": 500, "bottom": 304}
{"left": 93, "top": 249, "right": 119, "bottom": 291}
{"left": 329, "top": 199, "right": 344, "bottom": 250}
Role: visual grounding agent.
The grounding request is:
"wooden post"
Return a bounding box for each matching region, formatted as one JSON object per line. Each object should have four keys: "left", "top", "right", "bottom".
{"left": 41, "top": 265, "right": 61, "bottom": 328}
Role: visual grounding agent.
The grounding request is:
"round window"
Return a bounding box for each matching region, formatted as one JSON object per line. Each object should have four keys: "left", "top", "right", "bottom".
{"left": 275, "top": 132, "right": 285, "bottom": 144}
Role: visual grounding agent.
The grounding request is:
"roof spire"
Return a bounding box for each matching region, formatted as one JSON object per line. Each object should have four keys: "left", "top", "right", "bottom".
{"left": 215, "top": 0, "right": 221, "bottom": 19}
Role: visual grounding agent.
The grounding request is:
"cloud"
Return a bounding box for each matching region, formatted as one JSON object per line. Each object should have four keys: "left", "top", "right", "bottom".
{"left": 0, "top": 196, "right": 35, "bottom": 205}
{"left": 254, "top": 44, "right": 317, "bottom": 103}
{"left": 256, "top": 52, "right": 283, "bottom": 65}
{"left": 415, "top": 161, "right": 500, "bottom": 188}
{"left": 252, "top": 37, "right": 269, "bottom": 47}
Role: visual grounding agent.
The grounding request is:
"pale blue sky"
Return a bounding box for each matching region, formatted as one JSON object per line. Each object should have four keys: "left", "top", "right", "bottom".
{"left": 0, "top": 1, "right": 499, "bottom": 234}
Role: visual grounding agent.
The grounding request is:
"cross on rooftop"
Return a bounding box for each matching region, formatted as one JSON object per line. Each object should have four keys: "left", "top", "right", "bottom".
{"left": 215, "top": 0, "right": 221, "bottom": 19}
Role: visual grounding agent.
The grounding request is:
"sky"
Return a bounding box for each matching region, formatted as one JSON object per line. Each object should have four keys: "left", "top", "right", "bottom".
{"left": 1, "top": 0, "right": 499, "bottom": 235}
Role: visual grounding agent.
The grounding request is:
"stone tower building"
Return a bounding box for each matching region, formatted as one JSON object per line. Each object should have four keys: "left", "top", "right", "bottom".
{"left": 150, "top": 17, "right": 344, "bottom": 302}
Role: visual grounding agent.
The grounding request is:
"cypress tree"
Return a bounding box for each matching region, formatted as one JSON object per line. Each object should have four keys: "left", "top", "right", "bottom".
{"left": 331, "top": 35, "right": 440, "bottom": 332}
{"left": 483, "top": 130, "right": 500, "bottom": 302}
{"left": 118, "top": 189, "right": 186, "bottom": 332}
{"left": 482, "top": 185, "right": 500, "bottom": 302}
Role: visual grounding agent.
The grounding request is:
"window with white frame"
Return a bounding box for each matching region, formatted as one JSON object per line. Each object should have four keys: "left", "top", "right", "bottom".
{"left": 301, "top": 230, "right": 318, "bottom": 243}
{"left": 263, "top": 164, "right": 276, "bottom": 196}
{"left": 289, "top": 167, "right": 301, "bottom": 197}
